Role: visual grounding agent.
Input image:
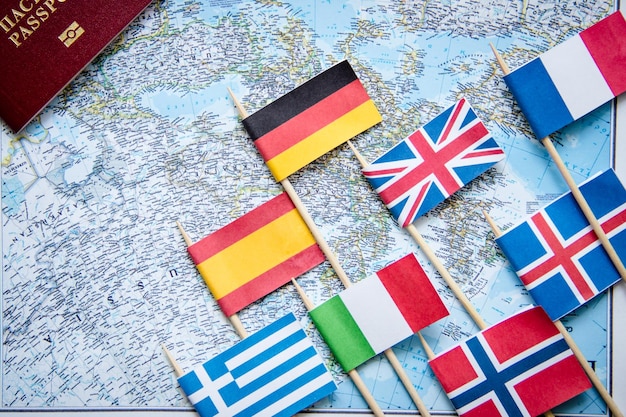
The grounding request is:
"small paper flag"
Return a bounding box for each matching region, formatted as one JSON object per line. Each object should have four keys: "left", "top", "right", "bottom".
{"left": 363, "top": 98, "right": 504, "bottom": 227}
{"left": 309, "top": 253, "right": 448, "bottom": 371}
{"left": 187, "top": 193, "right": 325, "bottom": 316}
{"left": 495, "top": 168, "right": 626, "bottom": 321}
{"left": 242, "top": 60, "right": 382, "bottom": 182}
{"left": 429, "top": 306, "right": 591, "bottom": 417}
{"left": 178, "top": 313, "right": 336, "bottom": 417}
{"left": 504, "top": 11, "right": 626, "bottom": 139}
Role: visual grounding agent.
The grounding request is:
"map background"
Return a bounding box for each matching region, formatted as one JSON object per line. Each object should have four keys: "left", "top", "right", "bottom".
{"left": 1, "top": 0, "right": 625, "bottom": 415}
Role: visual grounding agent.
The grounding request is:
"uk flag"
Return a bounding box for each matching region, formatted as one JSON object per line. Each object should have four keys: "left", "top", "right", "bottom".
{"left": 429, "top": 306, "right": 591, "bottom": 417}
{"left": 362, "top": 98, "right": 504, "bottom": 227}
{"left": 495, "top": 169, "right": 626, "bottom": 320}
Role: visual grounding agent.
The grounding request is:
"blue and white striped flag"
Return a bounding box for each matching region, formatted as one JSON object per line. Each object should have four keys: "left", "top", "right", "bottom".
{"left": 177, "top": 313, "right": 336, "bottom": 417}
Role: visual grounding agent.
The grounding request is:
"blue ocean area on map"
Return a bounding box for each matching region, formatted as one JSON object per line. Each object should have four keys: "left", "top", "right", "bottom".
{"left": 0, "top": 0, "right": 618, "bottom": 415}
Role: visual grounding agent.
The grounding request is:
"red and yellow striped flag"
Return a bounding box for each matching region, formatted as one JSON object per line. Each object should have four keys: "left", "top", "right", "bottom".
{"left": 242, "top": 60, "right": 382, "bottom": 181}
{"left": 187, "top": 193, "right": 325, "bottom": 316}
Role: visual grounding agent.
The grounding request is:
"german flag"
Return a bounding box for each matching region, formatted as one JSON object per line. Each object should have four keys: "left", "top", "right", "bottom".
{"left": 187, "top": 193, "right": 325, "bottom": 316}
{"left": 242, "top": 60, "right": 382, "bottom": 182}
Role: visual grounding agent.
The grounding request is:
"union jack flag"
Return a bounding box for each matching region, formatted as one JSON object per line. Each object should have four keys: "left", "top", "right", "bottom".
{"left": 429, "top": 306, "right": 591, "bottom": 417}
{"left": 362, "top": 98, "right": 504, "bottom": 227}
{"left": 495, "top": 169, "right": 626, "bottom": 321}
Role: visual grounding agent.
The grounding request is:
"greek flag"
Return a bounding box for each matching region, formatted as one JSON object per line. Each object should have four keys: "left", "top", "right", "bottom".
{"left": 178, "top": 313, "right": 336, "bottom": 416}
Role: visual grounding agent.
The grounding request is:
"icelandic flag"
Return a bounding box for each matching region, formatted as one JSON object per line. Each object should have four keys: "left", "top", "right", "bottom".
{"left": 177, "top": 313, "right": 336, "bottom": 417}
{"left": 429, "top": 306, "right": 591, "bottom": 417}
{"left": 362, "top": 98, "right": 504, "bottom": 227}
{"left": 504, "top": 11, "right": 626, "bottom": 139}
{"left": 495, "top": 169, "right": 626, "bottom": 321}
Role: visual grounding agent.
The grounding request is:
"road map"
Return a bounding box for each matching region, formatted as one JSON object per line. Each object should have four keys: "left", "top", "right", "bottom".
{"left": 1, "top": 0, "right": 623, "bottom": 415}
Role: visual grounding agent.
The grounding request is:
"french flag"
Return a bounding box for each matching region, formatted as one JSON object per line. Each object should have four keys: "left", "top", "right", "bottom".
{"left": 504, "top": 11, "right": 626, "bottom": 139}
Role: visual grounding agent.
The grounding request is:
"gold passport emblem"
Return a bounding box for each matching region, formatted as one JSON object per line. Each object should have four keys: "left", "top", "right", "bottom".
{"left": 59, "top": 21, "right": 85, "bottom": 47}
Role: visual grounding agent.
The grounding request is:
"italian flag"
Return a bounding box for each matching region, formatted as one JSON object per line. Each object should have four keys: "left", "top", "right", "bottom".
{"left": 309, "top": 253, "right": 448, "bottom": 371}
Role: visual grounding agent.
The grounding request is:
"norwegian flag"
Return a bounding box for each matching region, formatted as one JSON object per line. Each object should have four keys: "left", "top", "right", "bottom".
{"left": 429, "top": 306, "right": 591, "bottom": 417}
{"left": 496, "top": 169, "right": 626, "bottom": 321}
{"left": 363, "top": 98, "right": 504, "bottom": 227}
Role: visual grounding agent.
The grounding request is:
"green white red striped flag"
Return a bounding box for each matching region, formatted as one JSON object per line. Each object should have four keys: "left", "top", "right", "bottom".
{"left": 309, "top": 253, "right": 448, "bottom": 371}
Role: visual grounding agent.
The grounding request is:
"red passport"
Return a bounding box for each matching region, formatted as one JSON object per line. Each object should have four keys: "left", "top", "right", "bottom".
{"left": 0, "top": 0, "right": 152, "bottom": 133}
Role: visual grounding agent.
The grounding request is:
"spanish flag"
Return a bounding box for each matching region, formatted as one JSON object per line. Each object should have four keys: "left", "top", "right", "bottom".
{"left": 242, "top": 60, "right": 382, "bottom": 182}
{"left": 187, "top": 193, "right": 325, "bottom": 316}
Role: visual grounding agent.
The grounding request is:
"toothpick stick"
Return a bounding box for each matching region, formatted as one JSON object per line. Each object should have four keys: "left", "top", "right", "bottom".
{"left": 552, "top": 320, "right": 623, "bottom": 417}
{"left": 177, "top": 221, "right": 249, "bottom": 339}
{"left": 176, "top": 221, "right": 193, "bottom": 247}
{"left": 229, "top": 89, "right": 431, "bottom": 416}
{"left": 350, "top": 143, "right": 488, "bottom": 330}
{"left": 484, "top": 210, "right": 624, "bottom": 417}
{"left": 226, "top": 88, "right": 353, "bottom": 290}
{"left": 405, "top": 224, "right": 488, "bottom": 330}
{"left": 416, "top": 332, "right": 435, "bottom": 360}
{"left": 489, "top": 43, "right": 510, "bottom": 74}
{"left": 161, "top": 343, "right": 184, "bottom": 377}
{"left": 227, "top": 87, "right": 249, "bottom": 118}
{"left": 383, "top": 332, "right": 432, "bottom": 417}
{"left": 279, "top": 179, "right": 352, "bottom": 289}
{"left": 284, "top": 176, "right": 431, "bottom": 414}
{"left": 490, "top": 43, "right": 626, "bottom": 282}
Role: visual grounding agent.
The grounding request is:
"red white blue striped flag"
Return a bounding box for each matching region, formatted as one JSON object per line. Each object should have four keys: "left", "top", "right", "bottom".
{"left": 504, "top": 11, "right": 626, "bottom": 139}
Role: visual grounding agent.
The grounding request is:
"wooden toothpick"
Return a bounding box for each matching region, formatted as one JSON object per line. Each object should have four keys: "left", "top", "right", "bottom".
{"left": 489, "top": 42, "right": 510, "bottom": 74}
{"left": 161, "top": 343, "right": 184, "bottom": 377}
{"left": 489, "top": 43, "right": 626, "bottom": 282}
{"left": 483, "top": 210, "right": 623, "bottom": 417}
{"left": 229, "top": 90, "right": 434, "bottom": 416}
{"left": 416, "top": 332, "right": 435, "bottom": 361}
{"left": 177, "top": 220, "right": 249, "bottom": 339}
{"left": 227, "top": 87, "right": 249, "bottom": 118}
{"left": 175, "top": 221, "right": 193, "bottom": 246}
{"left": 405, "top": 224, "right": 487, "bottom": 329}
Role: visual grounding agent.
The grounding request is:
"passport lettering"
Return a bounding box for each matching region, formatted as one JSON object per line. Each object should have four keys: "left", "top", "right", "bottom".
{"left": 1, "top": 0, "right": 69, "bottom": 48}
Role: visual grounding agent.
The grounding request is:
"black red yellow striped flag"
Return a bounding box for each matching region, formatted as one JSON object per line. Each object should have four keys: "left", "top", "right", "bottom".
{"left": 242, "top": 60, "right": 382, "bottom": 181}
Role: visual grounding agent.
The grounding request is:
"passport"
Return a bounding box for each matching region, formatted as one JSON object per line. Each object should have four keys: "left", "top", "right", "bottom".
{"left": 0, "top": 0, "right": 152, "bottom": 133}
